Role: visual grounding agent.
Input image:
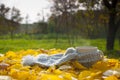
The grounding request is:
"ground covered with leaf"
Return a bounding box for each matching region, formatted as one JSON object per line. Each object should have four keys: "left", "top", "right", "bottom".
{"left": 0, "top": 49, "right": 120, "bottom": 80}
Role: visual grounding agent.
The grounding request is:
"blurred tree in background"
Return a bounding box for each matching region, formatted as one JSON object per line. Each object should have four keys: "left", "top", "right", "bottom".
{"left": 102, "top": 0, "right": 120, "bottom": 50}
{"left": 50, "top": 0, "right": 79, "bottom": 45}
{"left": 0, "top": 4, "right": 22, "bottom": 39}
{"left": 0, "top": 4, "right": 10, "bottom": 34}
{"left": 49, "top": 0, "right": 120, "bottom": 50}
{"left": 77, "top": 0, "right": 120, "bottom": 50}
{"left": 9, "top": 7, "right": 22, "bottom": 39}
{"left": 0, "top": 1, "right": 120, "bottom": 51}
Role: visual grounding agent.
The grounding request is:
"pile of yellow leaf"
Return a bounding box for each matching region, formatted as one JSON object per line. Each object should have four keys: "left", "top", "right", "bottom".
{"left": 0, "top": 49, "right": 120, "bottom": 80}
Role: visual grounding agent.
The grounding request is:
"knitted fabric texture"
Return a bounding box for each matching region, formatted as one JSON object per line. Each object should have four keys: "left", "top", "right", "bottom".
{"left": 22, "top": 47, "right": 104, "bottom": 68}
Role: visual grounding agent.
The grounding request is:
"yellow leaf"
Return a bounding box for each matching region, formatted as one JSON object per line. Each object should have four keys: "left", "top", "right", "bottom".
{"left": 9, "top": 69, "right": 19, "bottom": 79}
{"left": 78, "top": 70, "right": 92, "bottom": 80}
{"left": 17, "top": 71, "right": 30, "bottom": 80}
{"left": 62, "top": 73, "right": 75, "bottom": 80}
{"left": 72, "top": 61, "right": 87, "bottom": 69}
{"left": 105, "top": 76, "right": 118, "bottom": 80}
{"left": 40, "top": 74, "right": 63, "bottom": 80}
{"left": 92, "top": 61, "right": 109, "bottom": 71}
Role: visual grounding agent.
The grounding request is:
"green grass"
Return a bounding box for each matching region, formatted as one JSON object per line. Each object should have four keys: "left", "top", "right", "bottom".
{"left": 0, "top": 38, "right": 120, "bottom": 59}
{"left": 0, "top": 39, "right": 119, "bottom": 54}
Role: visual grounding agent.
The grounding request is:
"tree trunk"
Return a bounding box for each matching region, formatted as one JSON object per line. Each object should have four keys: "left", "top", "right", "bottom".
{"left": 106, "top": 12, "right": 118, "bottom": 50}
{"left": 103, "top": 0, "right": 119, "bottom": 50}
{"left": 10, "top": 30, "right": 14, "bottom": 39}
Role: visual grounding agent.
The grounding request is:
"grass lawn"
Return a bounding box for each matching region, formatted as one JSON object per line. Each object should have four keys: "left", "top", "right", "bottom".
{"left": 0, "top": 39, "right": 119, "bottom": 58}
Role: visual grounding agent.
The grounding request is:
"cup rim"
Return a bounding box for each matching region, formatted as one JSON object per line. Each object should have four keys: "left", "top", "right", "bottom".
{"left": 76, "top": 46, "right": 98, "bottom": 53}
